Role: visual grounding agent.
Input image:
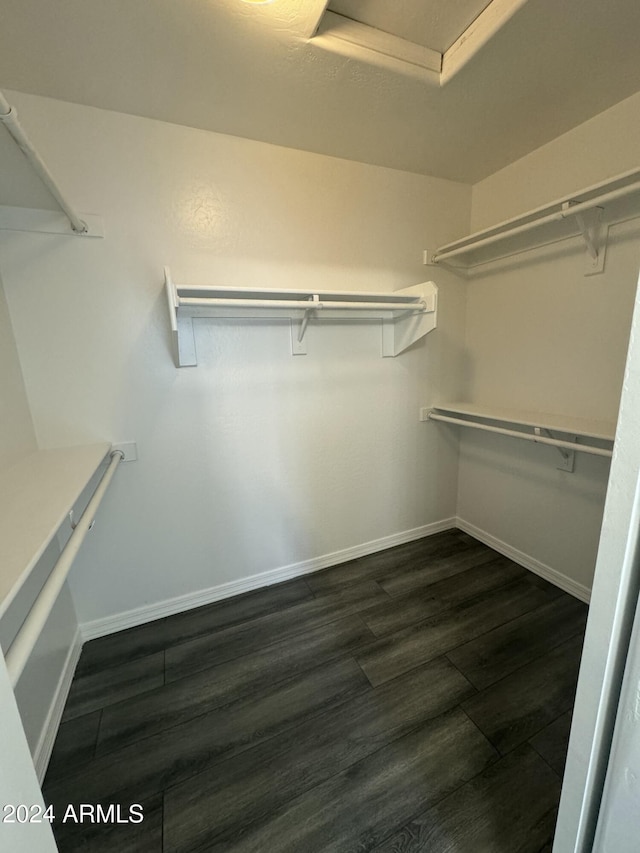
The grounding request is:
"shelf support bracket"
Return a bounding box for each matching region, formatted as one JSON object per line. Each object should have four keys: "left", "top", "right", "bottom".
{"left": 291, "top": 295, "right": 322, "bottom": 354}
{"left": 563, "top": 203, "right": 608, "bottom": 275}
{"left": 534, "top": 427, "right": 576, "bottom": 472}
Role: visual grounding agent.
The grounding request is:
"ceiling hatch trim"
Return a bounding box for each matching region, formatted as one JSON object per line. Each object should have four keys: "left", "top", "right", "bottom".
{"left": 308, "top": 0, "right": 529, "bottom": 86}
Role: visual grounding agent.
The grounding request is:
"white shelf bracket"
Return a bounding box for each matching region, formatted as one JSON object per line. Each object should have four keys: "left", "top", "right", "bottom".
{"left": 165, "top": 267, "right": 197, "bottom": 366}
{"left": 562, "top": 203, "right": 608, "bottom": 275}
{"left": 382, "top": 283, "right": 437, "bottom": 357}
{"left": 290, "top": 318, "right": 307, "bottom": 355}
{"left": 292, "top": 294, "right": 321, "bottom": 354}
{"left": 534, "top": 427, "right": 576, "bottom": 472}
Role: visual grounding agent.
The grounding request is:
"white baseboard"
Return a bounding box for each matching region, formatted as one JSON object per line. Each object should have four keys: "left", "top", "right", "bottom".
{"left": 81, "top": 518, "right": 457, "bottom": 641}
{"left": 456, "top": 517, "right": 591, "bottom": 603}
{"left": 33, "top": 626, "right": 83, "bottom": 784}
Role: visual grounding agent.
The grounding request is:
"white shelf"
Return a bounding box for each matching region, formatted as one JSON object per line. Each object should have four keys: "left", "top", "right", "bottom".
{"left": 0, "top": 443, "right": 111, "bottom": 618}
{"left": 432, "top": 166, "right": 640, "bottom": 273}
{"left": 165, "top": 267, "right": 438, "bottom": 366}
{"left": 431, "top": 402, "right": 616, "bottom": 441}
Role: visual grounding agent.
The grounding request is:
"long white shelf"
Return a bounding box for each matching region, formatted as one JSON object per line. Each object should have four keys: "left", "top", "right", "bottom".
{"left": 165, "top": 267, "right": 438, "bottom": 366}
{"left": 432, "top": 166, "right": 640, "bottom": 273}
{"left": 0, "top": 443, "right": 111, "bottom": 618}
{"left": 431, "top": 402, "right": 616, "bottom": 441}
{"left": 428, "top": 402, "right": 615, "bottom": 462}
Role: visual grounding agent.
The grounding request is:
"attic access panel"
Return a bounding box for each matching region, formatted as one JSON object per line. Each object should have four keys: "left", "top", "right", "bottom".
{"left": 313, "top": 0, "right": 529, "bottom": 84}
{"left": 328, "top": 0, "right": 492, "bottom": 53}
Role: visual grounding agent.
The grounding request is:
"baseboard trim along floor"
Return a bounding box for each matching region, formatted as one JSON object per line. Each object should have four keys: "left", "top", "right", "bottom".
{"left": 81, "top": 517, "right": 591, "bottom": 643}
{"left": 455, "top": 518, "right": 591, "bottom": 604}
{"left": 80, "top": 518, "right": 457, "bottom": 640}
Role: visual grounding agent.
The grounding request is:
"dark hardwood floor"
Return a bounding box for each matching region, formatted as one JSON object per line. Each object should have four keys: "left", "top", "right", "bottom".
{"left": 42, "top": 529, "right": 587, "bottom": 852}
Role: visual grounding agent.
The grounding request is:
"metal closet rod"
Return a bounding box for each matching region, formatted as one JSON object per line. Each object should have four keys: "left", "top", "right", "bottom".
{"left": 5, "top": 450, "right": 124, "bottom": 688}
{"left": 428, "top": 411, "right": 613, "bottom": 458}
{"left": 433, "top": 178, "right": 640, "bottom": 263}
{"left": 0, "top": 90, "right": 87, "bottom": 235}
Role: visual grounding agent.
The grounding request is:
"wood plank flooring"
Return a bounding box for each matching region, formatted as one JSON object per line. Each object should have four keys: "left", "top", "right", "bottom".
{"left": 42, "top": 529, "right": 587, "bottom": 852}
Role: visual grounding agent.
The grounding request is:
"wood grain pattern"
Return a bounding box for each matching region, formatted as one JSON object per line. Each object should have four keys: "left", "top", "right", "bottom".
{"left": 76, "top": 578, "right": 314, "bottom": 675}
{"left": 372, "top": 745, "right": 560, "bottom": 852}
{"left": 164, "top": 579, "right": 388, "bottom": 681}
{"left": 305, "top": 530, "right": 471, "bottom": 593}
{"left": 97, "top": 616, "right": 374, "bottom": 754}
{"left": 530, "top": 710, "right": 574, "bottom": 776}
{"left": 208, "top": 708, "right": 497, "bottom": 853}
{"left": 46, "top": 658, "right": 368, "bottom": 810}
{"left": 356, "top": 579, "right": 550, "bottom": 686}
{"left": 462, "top": 635, "right": 584, "bottom": 754}
{"left": 379, "top": 546, "right": 500, "bottom": 598}
{"left": 62, "top": 651, "right": 164, "bottom": 722}
{"left": 362, "top": 556, "right": 526, "bottom": 636}
{"left": 45, "top": 531, "right": 586, "bottom": 853}
{"left": 163, "top": 657, "right": 476, "bottom": 853}
{"left": 50, "top": 794, "right": 163, "bottom": 853}
{"left": 447, "top": 594, "right": 587, "bottom": 689}
{"left": 45, "top": 710, "right": 101, "bottom": 783}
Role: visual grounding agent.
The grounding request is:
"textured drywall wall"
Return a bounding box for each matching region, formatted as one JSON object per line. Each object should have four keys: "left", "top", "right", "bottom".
{"left": 0, "top": 91, "right": 471, "bottom": 625}
{"left": 471, "top": 90, "right": 640, "bottom": 231}
{"left": 458, "top": 94, "right": 640, "bottom": 592}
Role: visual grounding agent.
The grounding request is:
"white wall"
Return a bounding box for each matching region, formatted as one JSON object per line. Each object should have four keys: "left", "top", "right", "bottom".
{"left": 0, "top": 91, "right": 471, "bottom": 628}
{"left": 457, "top": 91, "right": 640, "bottom": 594}
{"left": 471, "top": 90, "right": 640, "bottom": 232}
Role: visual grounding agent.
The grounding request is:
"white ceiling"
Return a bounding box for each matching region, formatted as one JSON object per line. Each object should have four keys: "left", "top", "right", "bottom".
{"left": 0, "top": 0, "right": 640, "bottom": 183}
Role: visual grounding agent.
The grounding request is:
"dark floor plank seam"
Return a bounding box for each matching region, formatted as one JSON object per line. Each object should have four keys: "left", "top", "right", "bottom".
{"left": 91, "top": 709, "right": 104, "bottom": 763}
{"left": 75, "top": 579, "right": 319, "bottom": 675}
{"left": 359, "top": 725, "right": 501, "bottom": 853}
{"left": 89, "top": 654, "right": 376, "bottom": 769}
{"left": 444, "top": 626, "right": 586, "bottom": 698}
{"left": 159, "top": 695, "right": 483, "bottom": 849}
{"left": 354, "top": 590, "right": 559, "bottom": 690}
{"left": 158, "top": 659, "right": 476, "bottom": 806}
{"left": 456, "top": 705, "right": 504, "bottom": 767}
{"left": 355, "top": 648, "right": 482, "bottom": 697}
{"left": 527, "top": 740, "right": 564, "bottom": 781}
{"left": 370, "top": 573, "right": 559, "bottom": 644}
{"left": 95, "top": 615, "right": 377, "bottom": 740}
{"left": 160, "top": 589, "right": 390, "bottom": 670}
{"left": 129, "top": 561, "right": 518, "bottom": 683}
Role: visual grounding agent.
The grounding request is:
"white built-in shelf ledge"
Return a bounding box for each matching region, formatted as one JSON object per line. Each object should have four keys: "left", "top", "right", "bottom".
{"left": 427, "top": 403, "right": 615, "bottom": 467}
{"left": 0, "top": 443, "right": 111, "bottom": 618}
{"left": 431, "top": 166, "right": 640, "bottom": 275}
{"left": 165, "top": 267, "right": 438, "bottom": 367}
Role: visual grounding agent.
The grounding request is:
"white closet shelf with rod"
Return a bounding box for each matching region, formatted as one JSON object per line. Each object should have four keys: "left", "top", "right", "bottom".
{"left": 426, "top": 402, "right": 615, "bottom": 471}
{"left": 0, "top": 90, "right": 103, "bottom": 238}
{"left": 0, "top": 443, "right": 124, "bottom": 687}
{"left": 430, "top": 166, "right": 640, "bottom": 275}
{"left": 165, "top": 267, "right": 438, "bottom": 366}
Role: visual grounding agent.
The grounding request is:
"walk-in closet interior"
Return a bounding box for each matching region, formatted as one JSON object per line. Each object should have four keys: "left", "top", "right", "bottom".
{"left": 2, "top": 1, "right": 640, "bottom": 851}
